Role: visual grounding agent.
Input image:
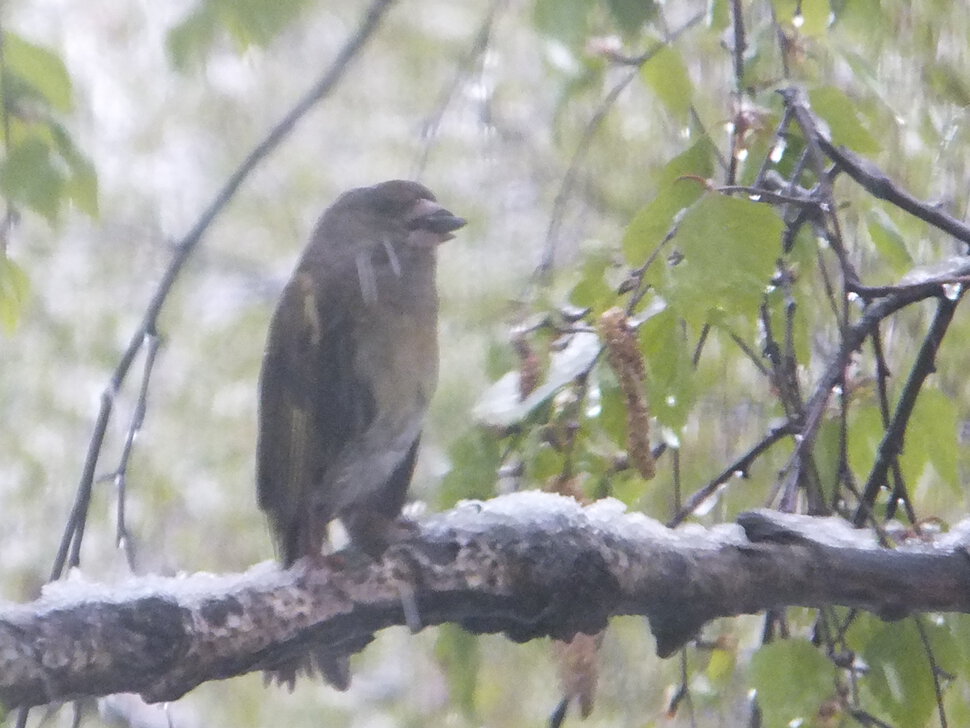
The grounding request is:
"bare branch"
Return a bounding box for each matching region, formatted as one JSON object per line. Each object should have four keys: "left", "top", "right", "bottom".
{"left": 853, "top": 294, "right": 962, "bottom": 525}
{"left": 818, "top": 137, "right": 970, "bottom": 248}
{"left": 5, "top": 493, "right": 970, "bottom": 710}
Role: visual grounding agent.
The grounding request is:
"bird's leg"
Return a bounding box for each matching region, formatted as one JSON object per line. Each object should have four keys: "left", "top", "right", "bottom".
{"left": 340, "top": 509, "right": 418, "bottom": 558}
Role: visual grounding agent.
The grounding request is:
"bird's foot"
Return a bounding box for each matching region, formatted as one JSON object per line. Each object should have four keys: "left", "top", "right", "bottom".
{"left": 342, "top": 511, "right": 419, "bottom": 558}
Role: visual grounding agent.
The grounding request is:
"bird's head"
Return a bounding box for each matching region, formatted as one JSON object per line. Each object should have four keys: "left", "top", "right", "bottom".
{"left": 327, "top": 180, "right": 466, "bottom": 252}
{"left": 310, "top": 180, "right": 465, "bottom": 305}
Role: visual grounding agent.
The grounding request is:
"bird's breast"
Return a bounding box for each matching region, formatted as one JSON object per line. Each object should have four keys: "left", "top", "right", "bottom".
{"left": 353, "top": 305, "right": 439, "bottom": 428}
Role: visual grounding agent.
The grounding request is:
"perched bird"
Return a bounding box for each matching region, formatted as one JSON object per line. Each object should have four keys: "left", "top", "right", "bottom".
{"left": 257, "top": 179, "right": 465, "bottom": 564}
{"left": 256, "top": 180, "right": 464, "bottom": 688}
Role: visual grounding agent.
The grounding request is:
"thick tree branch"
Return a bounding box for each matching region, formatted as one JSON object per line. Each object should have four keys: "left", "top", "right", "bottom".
{"left": 3, "top": 492, "right": 970, "bottom": 710}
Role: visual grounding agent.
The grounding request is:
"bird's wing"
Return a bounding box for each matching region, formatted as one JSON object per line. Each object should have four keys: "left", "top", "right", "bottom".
{"left": 256, "top": 270, "right": 374, "bottom": 564}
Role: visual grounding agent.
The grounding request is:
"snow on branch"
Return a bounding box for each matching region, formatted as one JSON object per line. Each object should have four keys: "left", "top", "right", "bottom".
{"left": 3, "top": 492, "right": 970, "bottom": 709}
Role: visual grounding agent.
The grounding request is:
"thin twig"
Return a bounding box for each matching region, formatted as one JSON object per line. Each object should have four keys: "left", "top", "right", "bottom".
{"left": 110, "top": 332, "right": 162, "bottom": 572}
{"left": 413, "top": 0, "right": 501, "bottom": 177}
{"left": 778, "top": 276, "right": 967, "bottom": 500}
{"left": 667, "top": 420, "right": 797, "bottom": 527}
{"left": 780, "top": 88, "right": 862, "bottom": 290}
{"left": 729, "top": 331, "right": 770, "bottom": 378}
{"left": 853, "top": 294, "right": 961, "bottom": 526}
{"left": 726, "top": 0, "right": 746, "bottom": 185}
{"left": 752, "top": 105, "right": 793, "bottom": 188}
{"left": 533, "top": 67, "right": 639, "bottom": 287}
{"left": 818, "top": 137, "right": 970, "bottom": 248}
{"left": 869, "top": 329, "right": 917, "bottom": 525}
{"left": 914, "top": 615, "right": 950, "bottom": 728}
{"left": 530, "top": 11, "right": 706, "bottom": 290}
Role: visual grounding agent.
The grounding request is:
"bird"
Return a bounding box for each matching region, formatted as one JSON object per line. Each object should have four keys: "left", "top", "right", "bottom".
{"left": 256, "top": 180, "right": 465, "bottom": 686}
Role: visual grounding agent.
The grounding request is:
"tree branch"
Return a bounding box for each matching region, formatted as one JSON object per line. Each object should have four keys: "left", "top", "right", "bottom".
{"left": 4, "top": 492, "right": 970, "bottom": 710}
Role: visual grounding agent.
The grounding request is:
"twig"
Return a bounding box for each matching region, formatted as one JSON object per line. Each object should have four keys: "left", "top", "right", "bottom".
{"left": 728, "top": 331, "right": 770, "bottom": 378}
{"left": 110, "top": 332, "right": 162, "bottom": 572}
{"left": 717, "top": 184, "right": 820, "bottom": 207}
{"left": 413, "top": 0, "right": 501, "bottom": 177}
{"left": 818, "top": 137, "right": 970, "bottom": 248}
{"left": 727, "top": 0, "right": 746, "bottom": 185}
{"left": 780, "top": 88, "right": 862, "bottom": 294}
{"left": 667, "top": 421, "right": 797, "bottom": 527}
{"left": 869, "top": 329, "right": 917, "bottom": 525}
{"left": 530, "top": 11, "right": 706, "bottom": 290}
{"left": 730, "top": 0, "right": 746, "bottom": 92}
{"left": 752, "top": 105, "right": 793, "bottom": 188}
{"left": 532, "top": 67, "right": 639, "bottom": 287}
{"left": 852, "top": 294, "right": 961, "bottom": 526}
{"left": 778, "top": 275, "right": 968, "bottom": 500}
{"left": 914, "top": 615, "right": 951, "bottom": 728}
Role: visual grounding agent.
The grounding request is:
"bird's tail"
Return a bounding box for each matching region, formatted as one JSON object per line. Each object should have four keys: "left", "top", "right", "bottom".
{"left": 264, "top": 650, "right": 351, "bottom": 692}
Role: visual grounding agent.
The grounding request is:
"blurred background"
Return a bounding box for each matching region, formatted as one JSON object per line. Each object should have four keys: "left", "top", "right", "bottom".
{"left": 3, "top": 0, "right": 970, "bottom": 726}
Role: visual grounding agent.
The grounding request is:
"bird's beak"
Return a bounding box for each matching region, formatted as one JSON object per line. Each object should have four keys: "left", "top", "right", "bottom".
{"left": 407, "top": 198, "right": 466, "bottom": 244}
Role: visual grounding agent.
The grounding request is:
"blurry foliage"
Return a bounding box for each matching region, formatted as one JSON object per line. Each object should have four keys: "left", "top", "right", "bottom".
{"left": 166, "top": 0, "right": 314, "bottom": 71}
{"left": 4, "top": 0, "right": 970, "bottom": 726}
{"left": 456, "top": 0, "right": 970, "bottom": 725}
{"left": 750, "top": 639, "right": 839, "bottom": 726}
{"left": 0, "top": 29, "right": 98, "bottom": 332}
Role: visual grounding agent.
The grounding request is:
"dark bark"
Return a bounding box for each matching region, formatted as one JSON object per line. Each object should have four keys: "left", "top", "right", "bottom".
{"left": 3, "top": 492, "right": 969, "bottom": 709}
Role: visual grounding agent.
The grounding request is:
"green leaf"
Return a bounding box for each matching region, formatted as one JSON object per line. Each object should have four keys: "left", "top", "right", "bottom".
{"left": 833, "top": 0, "right": 883, "bottom": 41}
{"left": 533, "top": 0, "right": 590, "bottom": 48}
{"left": 167, "top": 4, "right": 221, "bottom": 70}
{"left": 569, "top": 251, "right": 613, "bottom": 311}
{"left": 948, "top": 613, "right": 970, "bottom": 677}
{"left": 847, "top": 403, "right": 883, "bottom": 482}
{"left": 641, "top": 45, "right": 693, "bottom": 119}
{"left": 867, "top": 208, "right": 912, "bottom": 275}
{"left": 621, "top": 137, "right": 715, "bottom": 262}
{"left": 63, "top": 153, "right": 99, "bottom": 218}
{"left": 639, "top": 306, "right": 695, "bottom": 430}
{"left": 2, "top": 32, "right": 73, "bottom": 112}
{"left": 708, "top": 0, "right": 731, "bottom": 30}
{"left": 763, "top": 281, "right": 810, "bottom": 365}
{"left": 0, "top": 255, "right": 30, "bottom": 334}
{"left": 0, "top": 135, "right": 65, "bottom": 221}
{"left": 926, "top": 61, "right": 970, "bottom": 107}
{"left": 596, "top": 380, "right": 629, "bottom": 446}
{"left": 606, "top": 468, "right": 645, "bottom": 507}
{"left": 217, "top": 0, "right": 313, "bottom": 49}
{"left": 438, "top": 430, "right": 501, "bottom": 507}
{"left": 706, "top": 645, "right": 737, "bottom": 686}
{"left": 606, "top": 0, "right": 657, "bottom": 37}
{"left": 654, "top": 194, "right": 783, "bottom": 329}
{"left": 167, "top": 0, "right": 312, "bottom": 69}
{"left": 903, "top": 388, "right": 958, "bottom": 492}
{"left": 814, "top": 419, "right": 843, "bottom": 505}
{"left": 750, "top": 639, "right": 836, "bottom": 726}
{"left": 530, "top": 439, "right": 565, "bottom": 482}
{"left": 858, "top": 619, "right": 956, "bottom": 728}
{"left": 809, "top": 86, "right": 881, "bottom": 155}
{"left": 435, "top": 624, "right": 481, "bottom": 720}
